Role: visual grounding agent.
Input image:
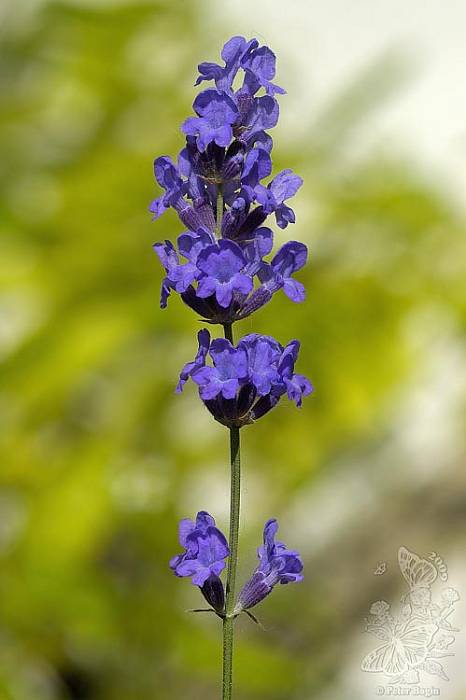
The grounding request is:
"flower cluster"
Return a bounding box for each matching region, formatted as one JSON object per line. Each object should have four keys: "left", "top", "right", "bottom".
{"left": 177, "top": 329, "right": 312, "bottom": 427}
{"left": 150, "top": 35, "right": 307, "bottom": 324}
{"left": 171, "top": 512, "right": 302, "bottom": 616}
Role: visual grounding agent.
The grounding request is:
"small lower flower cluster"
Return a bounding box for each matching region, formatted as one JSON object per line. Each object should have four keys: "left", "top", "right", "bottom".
{"left": 170, "top": 511, "right": 303, "bottom": 616}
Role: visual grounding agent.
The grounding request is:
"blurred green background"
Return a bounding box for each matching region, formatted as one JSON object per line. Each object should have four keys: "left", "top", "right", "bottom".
{"left": 1, "top": 1, "right": 465, "bottom": 699}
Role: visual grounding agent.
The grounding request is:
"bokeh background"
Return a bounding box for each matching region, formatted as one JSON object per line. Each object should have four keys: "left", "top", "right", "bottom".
{"left": 1, "top": 1, "right": 465, "bottom": 699}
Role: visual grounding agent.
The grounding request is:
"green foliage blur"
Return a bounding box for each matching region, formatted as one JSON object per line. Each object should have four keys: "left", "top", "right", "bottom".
{"left": 1, "top": 2, "right": 465, "bottom": 699}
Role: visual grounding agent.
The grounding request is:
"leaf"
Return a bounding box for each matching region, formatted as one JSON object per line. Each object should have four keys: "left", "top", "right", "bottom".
{"left": 422, "top": 660, "right": 449, "bottom": 681}
{"left": 428, "top": 650, "right": 454, "bottom": 659}
{"left": 365, "top": 624, "right": 391, "bottom": 641}
{"left": 437, "top": 619, "right": 459, "bottom": 632}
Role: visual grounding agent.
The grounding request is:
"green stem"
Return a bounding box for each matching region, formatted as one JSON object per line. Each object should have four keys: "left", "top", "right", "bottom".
{"left": 216, "top": 187, "right": 223, "bottom": 237}
{"left": 222, "top": 322, "right": 241, "bottom": 700}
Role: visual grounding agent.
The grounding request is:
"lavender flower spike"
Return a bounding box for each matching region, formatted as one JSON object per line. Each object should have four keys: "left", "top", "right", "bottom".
{"left": 236, "top": 519, "right": 303, "bottom": 612}
{"left": 150, "top": 35, "right": 313, "bottom": 700}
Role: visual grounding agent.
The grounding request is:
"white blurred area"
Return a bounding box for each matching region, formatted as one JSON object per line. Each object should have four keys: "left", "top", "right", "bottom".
{"left": 4, "top": 0, "right": 465, "bottom": 201}
{"left": 204, "top": 0, "right": 466, "bottom": 207}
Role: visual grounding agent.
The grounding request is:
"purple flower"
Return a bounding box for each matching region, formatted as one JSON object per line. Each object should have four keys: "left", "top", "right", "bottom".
{"left": 278, "top": 339, "right": 312, "bottom": 407}
{"left": 192, "top": 338, "right": 248, "bottom": 400}
{"left": 240, "top": 42, "right": 285, "bottom": 97}
{"left": 150, "top": 152, "right": 217, "bottom": 232}
{"left": 240, "top": 95, "right": 280, "bottom": 142}
{"left": 178, "top": 332, "right": 313, "bottom": 427}
{"left": 153, "top": 229, "right": 217, "bottom": 308}
{"left": 178, "top": 228, "right": 215, "bottom": 262}
{"left": 182, "top": 90, "right": 239, "bottom": 152}
{"left": 170, "top": 511, "right": 229, "bottom": 588}
{"left": 241, "top": 226, "right": 274, "bottom": 277}
{"left": 194, "top": 36, "right": 285, "bottom": 100}
{"left": 241, "top": 147, "right": 272, "bottom": 189}
{"left": 153, "top": 238, "right": 198, "bottom": 307}
{"left": 259, "top": 241, "right": 308, "bottom": 303}
{"left": 196, "top": 239, "right": 254, "bottom": 308}
{"left": 236, "top": 519, "right": 303, "bottom": 611}
{"left": 149, "top": 156, "right": 184, "bottom": 220}
{"left": 255, "top": 168, "right": 303, "bottom": 228}
{"left": 152, "top": 240, "right": 185, "bottom": 308}
{"left": 195, "top": 36, "right": 255, "bottom": 93}
{"left": 177, "top": 140, "right": 208, "bottom": 205}
{"left": 176, "top": 329, "right": 211, "bottom": 393}
{"left": 237, "top": 334, "right": 281, "bottom": 395}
